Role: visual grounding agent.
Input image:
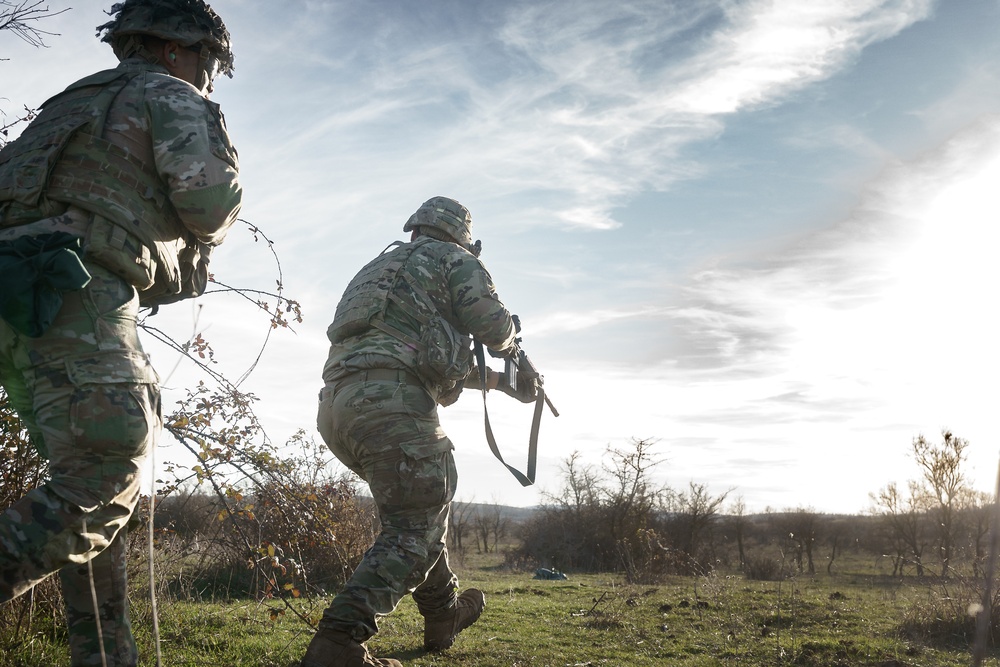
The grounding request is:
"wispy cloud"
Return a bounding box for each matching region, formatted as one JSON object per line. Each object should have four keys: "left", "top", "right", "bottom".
{"left": 529, "top": 305, "right": 668, "bottom": 336}
{"left": 665, "top": 113, "right": 1000, "bottom": 379}
{"left": 226, "top": 0, "right": 934, "bottom": 236}
{"left": 667, "top": 0, "right": 934, "bottom": 114}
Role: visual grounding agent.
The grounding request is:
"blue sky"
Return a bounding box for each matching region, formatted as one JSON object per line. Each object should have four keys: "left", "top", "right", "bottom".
{"left": 4, "top": 0, "right": 1000, "bottom": 514}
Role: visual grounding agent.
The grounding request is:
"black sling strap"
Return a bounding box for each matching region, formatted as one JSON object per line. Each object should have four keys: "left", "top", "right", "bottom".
{"left": 474, "top": 340, "right": 544, "bottom": 487}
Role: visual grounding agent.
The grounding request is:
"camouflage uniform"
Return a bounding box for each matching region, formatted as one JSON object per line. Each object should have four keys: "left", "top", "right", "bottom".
{"left": 0, "top": 4, "right": 240, "bottom": 662}
{"left": 314, "top": 203, "right": 516, "bottom": 645}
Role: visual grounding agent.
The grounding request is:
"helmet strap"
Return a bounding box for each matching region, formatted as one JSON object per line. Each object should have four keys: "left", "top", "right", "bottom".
{"left": 418, "top": 226, "right": 461, "bottom": 246}
{"left": 194, "top": 43, "right": 214, "bottom": 94}
{"left": 113, "top": 34, "right": 160, "bottom": 65}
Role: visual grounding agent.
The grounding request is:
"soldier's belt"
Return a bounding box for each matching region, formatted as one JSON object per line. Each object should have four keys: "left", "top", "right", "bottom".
{"left": 324, "top": 368, "right": 424, "bottom": 397}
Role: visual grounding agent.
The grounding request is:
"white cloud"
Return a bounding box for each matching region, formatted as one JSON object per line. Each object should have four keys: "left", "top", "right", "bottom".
{"left": 9, "top": 0, "right": 997, "bottom": 514}
{"left": 668, "top": 0, "right": 934, "bottom": 114}
{"left": 215, "top": 0, "right": 935, "bottom": 238}
{"left": 670, "top": 113, "right": 1000, "bottom": 374}
{"left": 529, "top": 306, "right": 667, "bottom": 336}
{"left": 624, "top": 114, "right": 1000, "bottom": 510}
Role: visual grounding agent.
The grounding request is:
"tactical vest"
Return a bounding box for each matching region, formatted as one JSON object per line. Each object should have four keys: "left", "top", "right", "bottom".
{"left": 0, "top": 67, "right": 211, "bottom": 306}
{"left": 328, "top": 237, "right": 473, "bottom": 388}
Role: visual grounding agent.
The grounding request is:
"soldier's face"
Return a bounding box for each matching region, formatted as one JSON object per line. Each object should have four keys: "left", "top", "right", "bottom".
{"left": 199, "top": 51, "right": 222, "bottom": 94}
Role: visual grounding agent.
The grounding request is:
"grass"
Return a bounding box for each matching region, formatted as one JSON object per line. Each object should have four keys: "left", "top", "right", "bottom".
{"left": 4, "top": 550, "right": 1000, "bottom": 666}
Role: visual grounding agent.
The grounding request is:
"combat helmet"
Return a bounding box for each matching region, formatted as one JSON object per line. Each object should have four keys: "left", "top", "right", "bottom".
{"left": 97, "top": 0, "right": 234, "bottom": 88}
{"left": 403, "top": 197, "right": 475, "bottom": 252}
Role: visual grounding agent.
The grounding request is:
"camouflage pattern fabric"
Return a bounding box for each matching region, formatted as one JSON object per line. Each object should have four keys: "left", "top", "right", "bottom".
{"left": 314, "top": 231, "right": 516, "bottom": 641}
{"left": 0, "top": 59, "right": 241, "bottom": 304}
{"left": 0, "top": 50, "right": 239, "bottom": 667}
{"left": 316, "top": 378, "right": 458, "bottom": 640}
{"left": 0, "top": 262, "right": 159, "bottom": 667}
{"left": 322, "top": 237, "right": 516, "bottom": 392}
{"left": 97, "top": 0, "right": 236, "bottom": 79}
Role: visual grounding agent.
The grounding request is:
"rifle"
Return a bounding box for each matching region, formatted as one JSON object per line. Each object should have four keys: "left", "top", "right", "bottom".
{"left": 494, "top": 339, "right": 559, "bottom": 418}
{"left": 474, "top": 315, "right": 558, "bottom": 486}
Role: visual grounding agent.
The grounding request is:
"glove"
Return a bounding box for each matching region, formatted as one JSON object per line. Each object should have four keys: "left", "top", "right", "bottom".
{"left": 465, "top": 366, "right": 501, "bottom": 390}
{"left": 496, "top": 371, "right": 538, "bottom": 403}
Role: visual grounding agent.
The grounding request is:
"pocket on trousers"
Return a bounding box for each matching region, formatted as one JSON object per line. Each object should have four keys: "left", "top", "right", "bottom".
{"left": 65, "top": 349, "right": 159, "bottom": 459}
{"left": 392, "top": 438, "right": 456, "bottom": 511}
{"left": 398, "top": 438, "right": 453, "bottom": 460}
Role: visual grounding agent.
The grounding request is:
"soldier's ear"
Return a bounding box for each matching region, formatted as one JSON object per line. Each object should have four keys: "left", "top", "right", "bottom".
{"left": 160, "top": 41, "right": 182, "bottom": 72}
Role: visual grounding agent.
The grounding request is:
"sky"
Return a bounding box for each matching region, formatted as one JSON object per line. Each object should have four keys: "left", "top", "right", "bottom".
{"left": 3, "top": 0, "right": 1000, "bottom": 515}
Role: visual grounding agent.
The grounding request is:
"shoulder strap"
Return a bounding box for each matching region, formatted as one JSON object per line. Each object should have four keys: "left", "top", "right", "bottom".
{"left": 371, "top": 237, "right": 449, "bottom": 350}
{"left": 474, "top": 340, "right": 542, "bottom": 487}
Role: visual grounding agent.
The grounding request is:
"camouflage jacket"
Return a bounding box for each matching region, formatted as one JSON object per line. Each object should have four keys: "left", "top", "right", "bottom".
{"left": 0, "top": 59, "right": 241, "bottom": 304}
{"left": 323, "top": 236, "right": 517, "bottom": 400}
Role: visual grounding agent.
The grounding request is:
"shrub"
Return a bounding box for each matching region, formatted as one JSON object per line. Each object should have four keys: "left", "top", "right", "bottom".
{"left": 0, "top": 389, "right": 46, "bottom": 511}
{"left": 743, "top": 554, "right": 785, "bottom": 581}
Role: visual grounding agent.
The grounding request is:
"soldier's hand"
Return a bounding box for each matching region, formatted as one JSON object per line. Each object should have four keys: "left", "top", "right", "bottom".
{"left": 466, "top": 366, "right": 500, "bottom": 391}
{"left": 496, "top": 373, "right": 538, "bottom": 403}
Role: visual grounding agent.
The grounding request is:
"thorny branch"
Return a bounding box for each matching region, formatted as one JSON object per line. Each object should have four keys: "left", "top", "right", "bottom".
{"left": 138, "top": 219, "right": 339, "bottom": 628}
{"left": 0, "top": 105, "right": 36, "bottom": 148}
{"left": 0, "top": 1, "right": 69, "bottom": 48}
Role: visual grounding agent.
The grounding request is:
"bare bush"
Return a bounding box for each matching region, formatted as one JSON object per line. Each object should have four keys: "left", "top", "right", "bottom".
{"left": 0, "top": 390, "right": 45, "bottom": 508}
{"left": 899, "top": 575, "right": 999, "bottom": 649}
{"left": 125, "top": 431, "right": 378, "bottom": 602}
{"left": 509, "top": 438, "right": 728, "bottom": 580}
{"left": 743, "top": 555, "right": 785, "bottom": 582}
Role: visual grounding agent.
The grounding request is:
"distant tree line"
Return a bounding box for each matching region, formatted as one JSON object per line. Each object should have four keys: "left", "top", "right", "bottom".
{"left": 503, "top": 432, "right": 996, "bottom": 584}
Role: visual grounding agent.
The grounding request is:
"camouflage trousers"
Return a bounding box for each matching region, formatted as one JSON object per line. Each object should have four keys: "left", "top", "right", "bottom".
{"left": 316, "top": 372, "right": 459, "bottom": 641}
{"left": 0, "top": 262, "right": 160, "bottom": 667}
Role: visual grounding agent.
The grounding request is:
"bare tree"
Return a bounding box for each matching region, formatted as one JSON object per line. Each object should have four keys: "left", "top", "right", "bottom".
{"left": 447, "top": 500, "right": 474, "bottom": 555}
{"left": 602, "top": 438, "right": 665, "bottom": 544}
{"left": 774, "top": 508, "right": 820, "bottom": 575}
{"left": 550, "top": 451, "right": 599, "bottom": 513}
{"left": 472, "top": 505, "right": 491, "bottom": 553}
{"left": 824, "top": 516, "right": 852, "bottom": 575}
{"left": 729, "top": 496, "right": 748, "bottom": 569}
{"left": 912, "top": 431, "right": 969, "bottom": 577}
{"left": 0, "top": 1, "right": 69, "bottom": 48}
{"left": 871, "top": 481, "right": 926, "bottom": 577}
{"left": 667, "top": 481, "right": 730, "bottom": 568}
{"left": 2, "top": 2, "right": 71, "bottom": 146}
{"left": 965, "top": 489, "right": 994, "bottom": 578}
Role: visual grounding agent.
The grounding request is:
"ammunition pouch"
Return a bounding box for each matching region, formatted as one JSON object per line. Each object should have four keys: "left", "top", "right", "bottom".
{"left": 138, "top": 238, "right": 212, "bottom": 307}
{"left": 415, "top": 312, "right": 473, "bottom": 385}
{"left": 83, "top": 214, "right": 156, "bottom": 291}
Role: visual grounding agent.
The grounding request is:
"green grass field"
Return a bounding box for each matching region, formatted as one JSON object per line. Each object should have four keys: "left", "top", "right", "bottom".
{"left": 4, "top": 550, "right": 999, "bottom": 666}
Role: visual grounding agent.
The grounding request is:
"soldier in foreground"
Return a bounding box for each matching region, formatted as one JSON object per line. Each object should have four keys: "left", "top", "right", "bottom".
{"left": 303, "top": 197, "right": 518, "bottom": 667}
{"left": 0, "top": 1, "right": 240, "bottom": 664}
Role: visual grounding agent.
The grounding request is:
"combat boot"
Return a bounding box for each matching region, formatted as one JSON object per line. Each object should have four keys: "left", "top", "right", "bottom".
{"left": 422, "top": 588, "right": 486, "bottom": 652}
{"left": 299, "top": 630, "right": 402, "bottom": 667}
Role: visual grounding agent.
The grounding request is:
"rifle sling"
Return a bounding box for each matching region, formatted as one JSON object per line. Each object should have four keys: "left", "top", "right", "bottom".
{"left": 474, "top": 340, "right": 542, "bottom": 487}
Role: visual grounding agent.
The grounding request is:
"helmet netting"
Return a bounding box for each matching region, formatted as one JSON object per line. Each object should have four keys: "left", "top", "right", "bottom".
{"left": 96, "top": 0, "right": 234, "bottom": 77}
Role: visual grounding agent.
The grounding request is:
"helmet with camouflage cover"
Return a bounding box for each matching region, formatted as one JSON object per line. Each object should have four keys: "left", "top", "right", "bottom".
{"left": 96, "top": 0, "right": 234, "bottom": 80}
{"left": 403, "top": 196, "right": 475, "bottom": 252}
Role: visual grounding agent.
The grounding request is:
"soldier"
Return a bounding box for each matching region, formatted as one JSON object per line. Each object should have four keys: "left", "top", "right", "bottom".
{"left": 0, "top": 1, "right": 240, "bottom": 665}
{"left": 303, "top": 197, "right": 518, "bottom": 667}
